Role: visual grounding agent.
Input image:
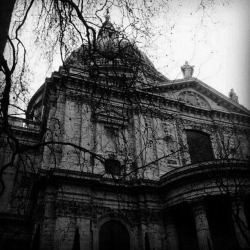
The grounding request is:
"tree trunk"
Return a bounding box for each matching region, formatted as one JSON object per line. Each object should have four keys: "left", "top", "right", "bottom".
{"left": 0, "top": 0, "right": 16, "bottom": 58}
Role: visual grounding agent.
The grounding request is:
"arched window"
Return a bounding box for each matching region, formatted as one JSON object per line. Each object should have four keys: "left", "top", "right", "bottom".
{"left": 99, "top": 220, "right": 130, "bottom": 250}
{"left": 185, "top": 130, "right": 214, "bottom": 164}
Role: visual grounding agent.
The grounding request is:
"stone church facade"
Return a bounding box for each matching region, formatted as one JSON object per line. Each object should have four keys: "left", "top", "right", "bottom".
{"left": 1, "top": 15, "right": 250, "bottom": 250}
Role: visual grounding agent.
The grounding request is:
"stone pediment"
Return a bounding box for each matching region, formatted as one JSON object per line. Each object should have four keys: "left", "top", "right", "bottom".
{"left": 92, "top": 109, "right": 129, "bottom": 126}
{"left": 147, "top": 78, "right": 250, "bottom": 115}
{"left": 178, "top": 91, "right": 210, "bottom": 109}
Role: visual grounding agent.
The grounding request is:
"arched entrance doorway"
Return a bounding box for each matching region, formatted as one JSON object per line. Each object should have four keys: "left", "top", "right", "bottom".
{"left": 99, "top": 220, "right": 130, "bottom": 250}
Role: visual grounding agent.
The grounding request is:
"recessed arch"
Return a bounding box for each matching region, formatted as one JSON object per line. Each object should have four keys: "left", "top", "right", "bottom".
{"left": 93, "top": 212, "right": 135, "bottom": 250}
{"left": 99, "top": 220, "right": 130, "bottom": 250}
{"left": 185, "top": 129, "right": 214, "bottom": 164}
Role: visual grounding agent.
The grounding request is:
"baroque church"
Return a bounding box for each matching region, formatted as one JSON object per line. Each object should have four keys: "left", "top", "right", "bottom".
{"left": 0, "top": 14, "right": 250, "bottom": 250}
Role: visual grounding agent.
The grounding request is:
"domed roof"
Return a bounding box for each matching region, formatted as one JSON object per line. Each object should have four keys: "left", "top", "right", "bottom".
{"left": 65, "top": 14, "right": 168, "bottom": 86}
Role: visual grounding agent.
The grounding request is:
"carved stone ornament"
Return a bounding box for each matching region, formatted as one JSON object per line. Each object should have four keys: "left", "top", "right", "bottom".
{"left": 182, "top": 119, "right": 214, "bottom": 133}
{"left": 54, "top": 200, "right": 113, "bottom": 217}
{"left": 228, "top": 88, "right": 239, "bottom": 103}
{"left": 162, "top": 122, "right": 174, "bottom": 136}
{"left": 181, "top": 61, "right": 194, "bottom": 78}
{"left": 92, "top": 109, "right": 129, "bottom": 126}
{"left": 178, "top": 91, "right": 210, "bottom": 109}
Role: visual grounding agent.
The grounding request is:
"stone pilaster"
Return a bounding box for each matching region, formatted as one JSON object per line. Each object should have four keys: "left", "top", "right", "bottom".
{"left": 165, "top": 215, "right": 179, "bottom": 250}
{"left": 53, "top": 216, "right": 75, "bottom": 250}
{"left": 232, "top": 200, "right": 250, "bottom": 249}
{"left": 133, "top": 114, "right": 143, "bottom": 176}
{"left": 40, "top": 199, "right": 55, "bottom": 250}
{"left": 192, "top": 202, "right": 213, "bottom": 250}
{"left": 76, "top": 217, "right": 91, "bottom": 250}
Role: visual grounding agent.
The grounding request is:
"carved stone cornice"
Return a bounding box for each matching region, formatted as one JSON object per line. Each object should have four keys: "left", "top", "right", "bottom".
{"left": 91, "top": 104, "right": 129, "bottom": 126}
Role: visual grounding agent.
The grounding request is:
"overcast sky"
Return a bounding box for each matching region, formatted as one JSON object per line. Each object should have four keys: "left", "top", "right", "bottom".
{"left": 25, "top": 0, "right": 250, "bottom": 109}
{"left": 146, "top": 0, "right": 250, "bottom": 108}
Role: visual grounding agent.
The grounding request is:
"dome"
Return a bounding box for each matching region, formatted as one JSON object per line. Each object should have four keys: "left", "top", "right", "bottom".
{"left": 65, "top": 15, "right": 168, "bottom": 87}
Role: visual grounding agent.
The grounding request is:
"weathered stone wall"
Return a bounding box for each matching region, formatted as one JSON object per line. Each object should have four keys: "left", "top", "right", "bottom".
{"left": 38, "top": 173, "right": 164, "bottom": 250}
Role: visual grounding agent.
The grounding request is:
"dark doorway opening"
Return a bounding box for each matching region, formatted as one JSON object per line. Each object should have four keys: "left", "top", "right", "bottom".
{"left": 174, "top": 203, "right": 199, "bottom": 250}
{"left": 207, "top": 197, "right": 238, "bottom": 250}
{"left": 99, "top": 220, "right": 130, "bottom": 250}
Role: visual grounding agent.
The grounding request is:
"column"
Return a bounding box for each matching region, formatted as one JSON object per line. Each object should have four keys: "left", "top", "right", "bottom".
{"left": 232, "top": 200, "right": 250, "bottom": 249}
{"left": 165, "top": 215, "right": 179, "bottom": 250}
{"left": 193, "top": 202, "right": 213, "bottom": 250}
